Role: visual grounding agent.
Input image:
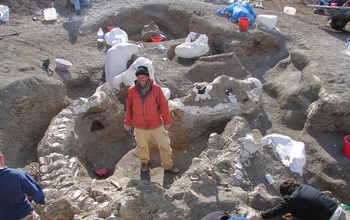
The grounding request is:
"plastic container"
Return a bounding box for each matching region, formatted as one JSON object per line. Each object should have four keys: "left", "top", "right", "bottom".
{"left": 256, "top": 15, "right": 278, "bottom": 29}
{"left": 238, "top": 18, "right": 250, "bottom": 32}
{"left": 342, "top": 135, "right": 350, "bottom": 158}
{"left": 55, "top": 58, "right": 72, "bottom": 72}
{"left": 265, "top": 174, "right": 275, "bottom": 185}
{"left": 0, "top": 5, "right": 10, "bottom": 22}
{"left": 283, "top": 6, "right": 296, "bottom": 15}
{"left": 346, "top": 38, "right": 350, "bottom": 56}
{"left": 43, "top": 8, "right": 57, "bottom": 21}
{"left": 97, "top": 28, "right": 104, "bottom": 42}
{"left": 151, "top": 36, "right": 162, "bottom": 42}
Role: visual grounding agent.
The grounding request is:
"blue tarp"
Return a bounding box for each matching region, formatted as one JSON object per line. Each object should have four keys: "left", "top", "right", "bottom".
{"left": 217, "top": 2, "right": 256, "bottom": 25}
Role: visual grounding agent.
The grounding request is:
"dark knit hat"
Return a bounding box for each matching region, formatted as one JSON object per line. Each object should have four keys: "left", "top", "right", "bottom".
{"left": 135, "top": 66, "right": 149, "bottom": 77}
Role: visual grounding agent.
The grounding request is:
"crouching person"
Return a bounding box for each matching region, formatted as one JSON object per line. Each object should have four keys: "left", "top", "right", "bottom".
{"left": 0, "top": 147, "right": 46, "bottom": 220}
{"left": 260, "top": 179, "right": 346, "bottom": 220}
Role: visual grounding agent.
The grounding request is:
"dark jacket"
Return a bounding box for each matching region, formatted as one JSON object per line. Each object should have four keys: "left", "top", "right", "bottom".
{"left": 0, "top": 168, "right": 45, "bottom": 220}
{"left": 261, "top": 184, "right": 339, "bottom": 220}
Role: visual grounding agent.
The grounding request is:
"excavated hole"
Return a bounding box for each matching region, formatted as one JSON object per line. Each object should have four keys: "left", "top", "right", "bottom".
{"left": 102, "top": 5, "right": 191, "bottom": 42}
{"left": 90, "top": 120, "right": 105, "bottom": 132}
{"left": 98, "top": 5, "right": 288, "bottom": 72}
{"left": 71, "top": 5, "right": 290, "bottom": 182}
{"left": 98, "top": 5, "right": 225, "bottom": 66}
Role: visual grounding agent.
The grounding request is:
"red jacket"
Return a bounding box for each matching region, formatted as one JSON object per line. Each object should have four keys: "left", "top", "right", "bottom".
{"left": 124, "top": 79, "right": 171, "bottom": 129}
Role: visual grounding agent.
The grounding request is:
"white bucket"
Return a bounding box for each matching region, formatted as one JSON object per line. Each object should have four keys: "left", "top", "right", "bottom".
{"left": 283, "top": 6, "right": 296, "bottom": 15}
{"left": 0, "top": 5, "right": 10, "bottom": 22}
{"left": 44, "top": 8, "right": 57, "bottom": 21}
{"left": 256, "top": 15, "right": 278, "bottom": 29}
{"left": 55, "top": 58, "right": 72, "bottom": 72}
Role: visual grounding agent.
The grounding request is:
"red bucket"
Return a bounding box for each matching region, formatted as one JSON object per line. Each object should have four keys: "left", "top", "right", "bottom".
{"left": 151, "top": 36, "right": 162, "bottom": 42}
{"left": 108, "top": 26, "right": 118, "bottom": 32}
{"left": 238, "top": 18, "right": 250, "bottom": 32}
{"left": 343, "top": 135, "right": 350, "bottom": 158}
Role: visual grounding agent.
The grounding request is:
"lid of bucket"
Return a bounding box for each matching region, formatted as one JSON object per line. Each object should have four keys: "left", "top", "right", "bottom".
{"left": 55, "top": 58, "right": 72, "bottom": 66}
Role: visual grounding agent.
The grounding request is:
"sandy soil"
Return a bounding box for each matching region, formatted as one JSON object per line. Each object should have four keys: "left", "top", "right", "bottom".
{"left": 1, "top": 0, "right": 350, "bottom": 208}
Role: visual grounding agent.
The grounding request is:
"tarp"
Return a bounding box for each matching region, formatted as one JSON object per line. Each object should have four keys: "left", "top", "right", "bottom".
{"left": 217, "top": 2, "right": 256, "bottom": 25}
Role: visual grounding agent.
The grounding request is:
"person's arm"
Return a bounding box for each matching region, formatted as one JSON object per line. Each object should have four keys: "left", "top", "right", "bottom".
{"left": 21, "top": 172, "right": 46, "bottom": 205}
{"left": 124, "top": 89, "right": 133, "bottom": 130}
{"left": 261, "top": 197, "right": 292, "bottom": 219}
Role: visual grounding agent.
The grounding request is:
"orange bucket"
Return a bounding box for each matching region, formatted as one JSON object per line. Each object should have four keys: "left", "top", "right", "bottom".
{"left": 151, "top": 36, "right": 162, "bottom": 42}
{"left": 238, "top": 18, "right": 250, "bottom": 32}
{"left": 343, "top": 135, "right": 350, "bottom": 158}
{"left": 108, "top": 26, "right": 118, "bottom": 32}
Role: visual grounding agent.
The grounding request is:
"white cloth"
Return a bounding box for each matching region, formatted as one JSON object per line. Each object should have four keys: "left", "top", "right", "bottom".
{"left": 261, "top": 134, "right": 306, "bottom": 175}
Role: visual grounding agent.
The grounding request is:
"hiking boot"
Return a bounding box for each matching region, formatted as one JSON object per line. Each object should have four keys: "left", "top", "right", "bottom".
{"left": 141, "top": 163, "right": 148, "bottom": 172}
{"left": 165, "top": 166, "right": 180, "bottom": 174}
{"left": 76, "top": 10, "right": 81, "bottom": 15}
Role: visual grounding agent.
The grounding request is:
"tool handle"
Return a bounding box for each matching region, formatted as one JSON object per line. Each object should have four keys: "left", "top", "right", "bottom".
{"left": 110, "top": 180, "right": 122, "bottom": 191}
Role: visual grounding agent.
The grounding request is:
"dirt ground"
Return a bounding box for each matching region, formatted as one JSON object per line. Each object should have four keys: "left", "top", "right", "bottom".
{"left": 1, "top": 0, "right": 350, "bottom": 210}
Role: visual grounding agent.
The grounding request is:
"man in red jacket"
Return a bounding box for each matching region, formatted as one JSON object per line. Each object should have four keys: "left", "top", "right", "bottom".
{"left": 124, "top": 66, "right": 179, "bottom": 174}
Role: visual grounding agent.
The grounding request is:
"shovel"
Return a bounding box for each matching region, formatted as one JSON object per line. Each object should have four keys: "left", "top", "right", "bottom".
{"left": 128, "top": 130, "right": 137, "bottom": 147}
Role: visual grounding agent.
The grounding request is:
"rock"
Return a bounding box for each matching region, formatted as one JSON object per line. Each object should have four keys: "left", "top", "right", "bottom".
{"left": 0, "top": 75, "right": 67, "bottom": 167}
{"left": 1, "top": 0, "right": 350, "bottom": 219}
{"left": 141, "top": 21, "right": 165, "bottom": 42}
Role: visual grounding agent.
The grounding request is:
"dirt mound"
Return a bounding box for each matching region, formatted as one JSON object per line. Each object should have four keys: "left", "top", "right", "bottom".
{"left": 1, "top": 0, "right": 350, "bottom": 219}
